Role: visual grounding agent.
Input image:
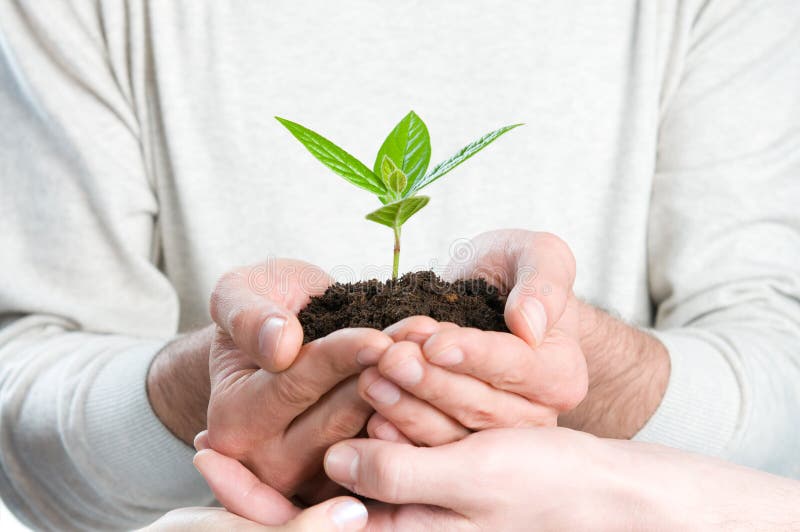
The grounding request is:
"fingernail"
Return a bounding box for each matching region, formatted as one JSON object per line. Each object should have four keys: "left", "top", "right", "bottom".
{"left": 258, "top": 316, "right": 286, "bottom": 360}
{"left": 520, "top": 298, "right": 547, "bottom": 345}
{"left": 384, "top": 357, "right": 423, "bottom": 386}
{"left": 382, "top": 323, "right": 402, "bottom": 337}
{"left": 428, "top": 346, "right": 463, "bottom": 366}
{"left": 365, "top": 378, "right": 401, "bottom": 405}
{"left": 329, "top": 500, "right": 368, "bottom": 531}
{"left": 325, "top": 444, "right": 359, "bottom": 484}
{"left": 356, "top": 345, "right": 384, "bottom": 365}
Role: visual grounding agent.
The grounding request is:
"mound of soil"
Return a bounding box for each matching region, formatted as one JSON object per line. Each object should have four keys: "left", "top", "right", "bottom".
{"left": 298, "top": 270, "right": 508, "bottom": 343}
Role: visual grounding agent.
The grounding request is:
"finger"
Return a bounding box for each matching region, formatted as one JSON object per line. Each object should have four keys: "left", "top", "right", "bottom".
{"left": 207, "top": 328, "right": 391, "bottom": 464}
{"left": 359, "top": 368, "right": 468, "bottom": 445}
{"left": 193, "top": 449, "right": 300, "bottom": 526}
{"left": 422, "top": 327, "right": 587, "bottom": 410}
{"left": 279, "top": 378, "right": 372, "bottom": 489}
{"left": 378, "top": 341, "right": 556, "bottom": 429}
{"left": 283, "top": 497, "right": 367, "bottom": 532}
{"left": 210, "top": 260, "right": 330, "bottom": 372}
{"left": 143, "top": 507, "right": 270, "bottom": 531}
{"left": 324, "top": 438, "right": 472, "bottom": 509}
{"left": 358, "top": 368, "right": 469, "bottom": 446}
{"left": 360, "top": 503, "right": 471, "bottom": 532}
{"left": 194, "top": 430, "right": 210, "bottom": 451}
{"left": 262, "top": 328, "right": 392, "bottom": 428}
{"left": 504, "top": 232, "right": 575, "bottom": 346}
{"left": 446, "top": 230, "right": 575, "bottom": 346}
{"left": 366, "top": 413, "right": 413, "bottom": 444}
{"left": 383, "top": 316, "right": 459, "bottom": 345}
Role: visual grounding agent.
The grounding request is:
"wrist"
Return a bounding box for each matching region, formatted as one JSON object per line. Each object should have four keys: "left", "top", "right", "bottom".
{"left": 594, "top": 440, "right": 691, "bottom": 531}
{"left": 146, "top": 325, "right": 215, "bottom": 445}
{"left": 559, "top": 301, "right": 669, "bottom": 438}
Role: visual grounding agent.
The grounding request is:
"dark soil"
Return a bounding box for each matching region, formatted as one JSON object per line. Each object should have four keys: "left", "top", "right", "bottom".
{"left": 298, "top": 270, "right": 508, "bottom": 343}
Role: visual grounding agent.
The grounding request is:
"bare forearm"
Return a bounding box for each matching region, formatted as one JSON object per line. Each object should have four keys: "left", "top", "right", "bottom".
{"left": 609, "top": 440, "right": 800, "bottom": 530}
{"left": 559, "top": 301, "right": 669, "bottom": 438}
{"left": 147, "top": 325, "right": 215, "bottom": 445}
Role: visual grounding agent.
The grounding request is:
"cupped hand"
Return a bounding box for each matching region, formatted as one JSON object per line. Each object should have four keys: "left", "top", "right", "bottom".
{"left": 206, "top": 259, "right": 392, "bottom": 498}
{"left": 358, "top": 230, "right": 588, "bottom": 444}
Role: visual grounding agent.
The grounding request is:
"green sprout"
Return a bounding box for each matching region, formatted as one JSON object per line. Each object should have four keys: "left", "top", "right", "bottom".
{"left": 276, "top": 111, "right": 522, "bottom": 279}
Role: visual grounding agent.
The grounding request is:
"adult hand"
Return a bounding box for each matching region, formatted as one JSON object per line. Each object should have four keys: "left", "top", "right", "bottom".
{"left": 358, "top": 230, "right": 588, "bottom": 445}
{"left": 323, "top": 428, "right": 800, "bottom": 531}
{"left": 205, "top": 259, "right": 392, "bottom": 497}
{"left": 141, "top": 449, "right": 367, "bottom": 532}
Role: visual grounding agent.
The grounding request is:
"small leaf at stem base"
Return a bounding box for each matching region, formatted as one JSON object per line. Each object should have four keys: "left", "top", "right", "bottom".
{"left": 365, "top": 196, "right": 430, "bottom": 229}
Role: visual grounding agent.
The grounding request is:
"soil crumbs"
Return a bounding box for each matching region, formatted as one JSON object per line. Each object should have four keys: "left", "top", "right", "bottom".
{"left": 298, "top": 270, "right": 508, "bottom": 343}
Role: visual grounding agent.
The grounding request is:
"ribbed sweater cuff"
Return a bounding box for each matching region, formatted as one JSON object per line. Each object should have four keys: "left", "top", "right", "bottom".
{"left": 83, "top": 340, "right": 212, "bottom": 507}
{"left": 633, "top": 330, "right": 743, "bottom": 457}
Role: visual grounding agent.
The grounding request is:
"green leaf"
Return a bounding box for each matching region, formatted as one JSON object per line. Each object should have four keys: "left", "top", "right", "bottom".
{"left": 373, "top": 111, "right": 431, "bottom": 193}
{"left": 380, "top": 155, "right": 398, "bottom": 182}
{"left": 410, "top": 123, "right": 523, "bottom": 193}
{"left": 387, "top": 169, "right": 407, "bottom": 194}
{"left": 276, "top": 116, "right": 387, "bottom": 195}
{"left": 365, "top": 196, "right": 430, "bottom": 229}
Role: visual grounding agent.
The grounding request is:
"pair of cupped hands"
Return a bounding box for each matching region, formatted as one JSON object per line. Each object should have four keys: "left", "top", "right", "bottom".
{"left": 190, "top": 230, "right": 589, "bottom": 531}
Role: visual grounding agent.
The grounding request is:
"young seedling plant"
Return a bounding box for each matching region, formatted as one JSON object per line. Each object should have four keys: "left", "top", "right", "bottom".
{"left": 276, "top": 112, "right": 522, "bottom": 279}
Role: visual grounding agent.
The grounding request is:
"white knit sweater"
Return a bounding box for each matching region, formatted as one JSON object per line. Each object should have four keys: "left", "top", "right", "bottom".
{"left": 1, "top": 1, "right": 799, "bottom": 529}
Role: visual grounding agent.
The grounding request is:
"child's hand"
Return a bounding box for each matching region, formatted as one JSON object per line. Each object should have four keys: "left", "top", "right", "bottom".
{"left": 358, "top": 230, "right": 588, "bottom": 445}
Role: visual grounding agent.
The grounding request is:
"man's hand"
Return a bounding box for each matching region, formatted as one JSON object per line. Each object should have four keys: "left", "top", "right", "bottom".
{"left": 148, "top": 259, "right": 393, "bottom": 499}
{"left": 358, "top": 229, "right": 670, "bottom": 443}
{"left": 205, "top": 259, "right": 393, "bottom": 497}
{"left": 356, "top": 230, "right": 588, "bottom": 445}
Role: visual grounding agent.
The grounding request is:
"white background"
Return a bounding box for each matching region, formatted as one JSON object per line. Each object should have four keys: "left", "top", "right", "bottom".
{"left": 0, "top": 501, "right": 31, "bottom": 531}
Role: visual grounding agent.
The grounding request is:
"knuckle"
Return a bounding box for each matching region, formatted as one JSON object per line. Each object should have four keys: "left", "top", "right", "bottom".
{"left": 273, "top": 374, "right": 316, "bottom": 407}
{"left": 364, "top": 446, "right": 408, "bottom": 501}
{"left": 319, "top": 406, "right": 369, "bottom": 441}
{"left": 384, "top": 409, "right": 423, "bottom": 435}
{"left": 490, "top": 366, "right": 527, "bottom": 390}
{"left": 458, "top": 405, "right": 500, "bottom": 430}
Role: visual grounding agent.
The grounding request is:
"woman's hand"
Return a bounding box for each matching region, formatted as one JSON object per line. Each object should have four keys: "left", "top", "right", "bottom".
{"left": 359, "top": 230, "right": 588, "bottom": 445}
{"left": 323, "top": 428, "right": 800, "bottom": 531}
{"left": 141, "top": 448, "right": 368, "bottom": 532}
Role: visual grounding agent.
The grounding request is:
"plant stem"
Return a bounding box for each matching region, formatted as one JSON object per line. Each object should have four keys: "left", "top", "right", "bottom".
{"left": 392, "top": 226, "right": 401, "bottom": 280}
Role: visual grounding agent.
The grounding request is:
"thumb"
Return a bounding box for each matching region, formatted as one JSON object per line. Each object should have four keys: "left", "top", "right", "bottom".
{"left": 444, "top": 230, "right": 575, "bottom": 347}
{"left": 193, "top": 449, "right": 299, "bottom": 525}
{"left": 503, "top": 231, "right": 575, "bottom": 347}
{"left": 209, "top": 260, "right": 329, "bottom": 372}
{"left": 324, "top": 439, "right": 473, "bottom": 510}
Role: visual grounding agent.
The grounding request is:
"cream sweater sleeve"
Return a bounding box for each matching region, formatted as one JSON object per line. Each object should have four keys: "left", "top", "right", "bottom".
{"left": 636, "top": 0, "right": 800, "bottom": 478}
{"left": 0, "top": 2, "right": 211, "bottom": 530}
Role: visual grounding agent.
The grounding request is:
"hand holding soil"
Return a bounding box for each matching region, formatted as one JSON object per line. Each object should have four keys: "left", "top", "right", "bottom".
{"left": 356, "top": 230, "right": 589, "bottom": 445}
{"left": 205, "top": 259, "right": 392, "bottom": 499}
{"left": 203, "top": 113, "right": 588, "bottom": 501}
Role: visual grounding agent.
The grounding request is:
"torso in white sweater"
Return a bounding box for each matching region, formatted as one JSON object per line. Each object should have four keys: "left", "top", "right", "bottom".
{"left": 0, "top": 1, "right": 798, "bottom": 530}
